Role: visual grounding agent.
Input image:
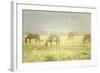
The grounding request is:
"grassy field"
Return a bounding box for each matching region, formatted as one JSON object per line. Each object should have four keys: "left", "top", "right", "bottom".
{"left": 22, "top": 35, "right": 91, "bottom": 63}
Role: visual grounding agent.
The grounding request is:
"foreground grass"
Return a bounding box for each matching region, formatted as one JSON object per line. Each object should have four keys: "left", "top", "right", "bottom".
{"left": 22, "top": 35, "right": 91, "bottom": 63}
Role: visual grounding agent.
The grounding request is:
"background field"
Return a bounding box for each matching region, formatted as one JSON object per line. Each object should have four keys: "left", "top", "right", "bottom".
{"left": 22, "top": 35, "right": 91, "bottom": 63}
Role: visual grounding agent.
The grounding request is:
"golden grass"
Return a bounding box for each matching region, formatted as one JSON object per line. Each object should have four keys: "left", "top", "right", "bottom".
{"left": 22, "top": 35, "right": 91, "bottom": 63}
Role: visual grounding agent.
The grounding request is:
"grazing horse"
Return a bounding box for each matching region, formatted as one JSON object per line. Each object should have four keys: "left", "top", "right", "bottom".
{"left": 68, "top": 32, "right": 74, "bottom": 40}
{"left": 45, "top": 34, "right": 60, "bottom": 46}
{"left": 25, "top": 34, "right": 40, "bottom": 43}
{"left": 83, "top": 34, "right": 91, "bottom": 44}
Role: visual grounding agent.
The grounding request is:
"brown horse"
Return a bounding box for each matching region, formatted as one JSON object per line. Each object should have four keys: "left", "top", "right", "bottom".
{"left": 25, "top": 34, "right": 40, "bottom": 43}
{"left": 83, "top": 34, "right": 91, "bottom": 44}
{"left": 45, "top": 34, "right": 60, "bottom": 46}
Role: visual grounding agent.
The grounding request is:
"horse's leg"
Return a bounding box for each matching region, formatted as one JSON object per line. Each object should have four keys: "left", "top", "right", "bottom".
{"left": 37, "top": 37, "right": 40, "bottom": 43}
{"left": 25, "top": 37, "right": 28, "bottom": 43}
{"left": 86, "top": 39, "right": 88, "bottom": 43}
{"left": 68, "top": 35, "right": 71, "bottom": 40}
{"left": 83, "top": 39, "right": 85, "bottom": 44}
{"left": 68, "top": 36, "right": 70, "bottom": 40}
{"left": 72, "top": 35, "right": 73, "bottom": 39}
{"left": 58, "top": 40, "right": 60, "bottom": 45}
{"left": 56, "top": 40, "right": 60, "bottom": 46}
{"left": 29, "top": 38, "right": 31, "bottom": 43}
{"left": 45, "top": 40, "right": 48, "bottom": 46}
{"left": 50, "top": 41, "right": 52, "bottom": 46}
{"left": 35, "top": 39, "right": 37, "bottom": 43}
{"left": 56, "top": 40, "right": 58, "bottom": 45}
{"left": 86, "top": 38, "right": 89, "bottom": 43}
{"left": 88, "top": 38, "right": 90, "bottom": 43}
{"left": 37, "top": 38, "right": 40, "bottom": 43}
{"left": 56, "top": 40, "right": 57, "bottom": 45}
{"left": 89, "top": 38, "right": 91, "bottom": 43}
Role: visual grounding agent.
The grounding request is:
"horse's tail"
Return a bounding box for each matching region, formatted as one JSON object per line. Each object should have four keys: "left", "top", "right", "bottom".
{"left": 25, "top": 37, "right": 28, "bottom": 43}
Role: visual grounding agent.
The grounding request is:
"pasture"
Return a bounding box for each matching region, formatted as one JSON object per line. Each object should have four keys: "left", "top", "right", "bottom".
{"left": 22, "top": 35, "right": 91, "bottom": 63}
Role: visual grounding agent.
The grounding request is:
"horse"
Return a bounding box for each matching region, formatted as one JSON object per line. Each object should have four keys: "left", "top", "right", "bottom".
{"left": 83, "top": 34, "right": 91, "bottom": 44}
{"left": 25, "top": 34, "right": 40, "bottom": 43}
{"left": 68, "top": 32, "right": 74, "bottom": 40}
{"left": 45, "top": 34, "right": 60, "bottom": 46}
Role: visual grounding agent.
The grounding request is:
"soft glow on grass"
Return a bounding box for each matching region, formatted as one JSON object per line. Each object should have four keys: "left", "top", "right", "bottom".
{"left": 22, "top": 35, "right": 91, "bottom": 63}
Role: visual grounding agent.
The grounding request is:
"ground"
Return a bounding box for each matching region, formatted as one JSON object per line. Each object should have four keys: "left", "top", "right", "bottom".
{"left": 22, "top": 35, "right": 91, "bottom": 63}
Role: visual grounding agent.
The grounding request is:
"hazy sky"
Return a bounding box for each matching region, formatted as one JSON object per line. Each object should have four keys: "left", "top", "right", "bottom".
{"left": 23, "top": 10, "right": 91, "bottom": 34}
